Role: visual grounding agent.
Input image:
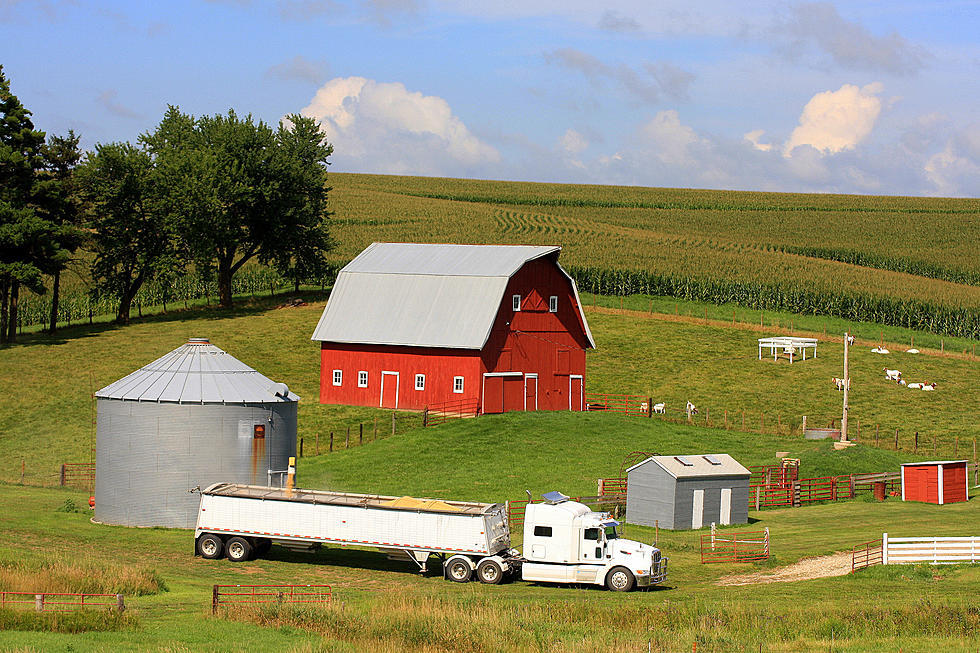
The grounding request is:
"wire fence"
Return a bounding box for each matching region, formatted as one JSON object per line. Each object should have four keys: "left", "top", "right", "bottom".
{"left": 212, "top": 585, "right": 331, "bottom": 614}
{"left": 0, "top": 591, "right": 125, "bottom": 612}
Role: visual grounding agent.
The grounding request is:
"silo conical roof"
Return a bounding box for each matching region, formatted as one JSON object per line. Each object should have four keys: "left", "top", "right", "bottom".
{"left": 95, "top": 338, "right": 300, "bottom": 404}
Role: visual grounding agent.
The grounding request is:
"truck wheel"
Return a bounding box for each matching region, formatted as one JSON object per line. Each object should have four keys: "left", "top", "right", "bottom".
{"left": 476, "top": 559, "right": 503, "bottom": 584}
{"left": 446, "top": 557, "right": 473, "bottom": 583}
{"left": 226, "top": 536, "right": 253, "bottom": 562}
{"left": 605, "top": 567, "right": 635, "bottom": 592}
{"left": 197, "top": 533, "right": 224, "bottom": 560}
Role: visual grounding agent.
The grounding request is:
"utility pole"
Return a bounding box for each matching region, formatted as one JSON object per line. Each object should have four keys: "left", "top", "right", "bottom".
{"left": 841, "top": 332, "right": 850, "bottom": 442}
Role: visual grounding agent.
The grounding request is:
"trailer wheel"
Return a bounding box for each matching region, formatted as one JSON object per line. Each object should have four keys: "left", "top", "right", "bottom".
{"left": 476, "top": 559, "right": 503, "bottom": 584}
{"left": 197, "top": 533, "right": 224, "bottom": 560}
{"left": 605, "top": 566, "right": 635, "bottom": 592}
{"left": 226, "top": 537, "right": 253, "bottom": 562}
{"left": 446, "top": 557, "right": 473, "bottom": 583}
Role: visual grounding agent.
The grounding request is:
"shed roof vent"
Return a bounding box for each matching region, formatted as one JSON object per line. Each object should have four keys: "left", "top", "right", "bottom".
{"left": 703, "top": 455, "right": 722, "bottom": 465}
{"left": 674, "top": 456, "right": 694, "bottom": 466}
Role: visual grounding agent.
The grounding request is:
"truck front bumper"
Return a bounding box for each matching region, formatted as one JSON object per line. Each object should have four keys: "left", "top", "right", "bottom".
{"left": 637, "top": 556, "right": 668, "bottom": 587}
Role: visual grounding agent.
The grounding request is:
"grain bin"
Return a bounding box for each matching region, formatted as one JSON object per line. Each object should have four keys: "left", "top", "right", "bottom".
{"left": 94, "top": 338, "right": 299, "bottom": 528}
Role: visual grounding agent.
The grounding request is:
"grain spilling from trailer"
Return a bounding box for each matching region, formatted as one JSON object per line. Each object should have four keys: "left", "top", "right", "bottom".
{"left": 94, "top": 338, "right": 299, "bottom": 528}
{"left": 900, "top": 460, "right": 969, "bottom": 505}
{"left": 626, "top": 454, "right": 752, "bottom": 530}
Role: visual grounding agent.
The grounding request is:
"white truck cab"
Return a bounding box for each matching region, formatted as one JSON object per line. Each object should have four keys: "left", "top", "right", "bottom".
{"left": 518, "top": 491, "right": 667, "bottom": 591}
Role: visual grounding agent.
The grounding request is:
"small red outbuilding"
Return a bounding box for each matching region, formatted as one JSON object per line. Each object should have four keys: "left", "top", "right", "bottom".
{"left": 901, "top": 460, "right": 969, "bottom": 505}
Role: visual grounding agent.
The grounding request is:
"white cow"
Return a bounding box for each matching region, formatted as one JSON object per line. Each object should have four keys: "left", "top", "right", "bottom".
{"left": 883, "top": 368, "right": 902, "bottom": 382}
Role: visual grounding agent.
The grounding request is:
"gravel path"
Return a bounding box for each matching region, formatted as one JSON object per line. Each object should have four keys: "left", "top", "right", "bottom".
{"left": 716, "top": 552, "right": 853, "bottom": 585}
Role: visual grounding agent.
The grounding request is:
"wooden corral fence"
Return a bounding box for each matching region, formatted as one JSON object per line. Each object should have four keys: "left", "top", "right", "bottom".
{"left": 747, "top": 462, "right": 799, "bottom": 488}
{"left": 750, "top": 476, "right": 854, "bottom": 509}
{"left": 423, "top": 398, "right": 480, "bottom": 427}
{"left": 0, "top": 591, "right": 124, "bottom": 612}
{"left": 882, "top": 534, "right": 980, "bottom": 565}
{"left": 851, "top": 539, "right": 883, "bottom": 572}
{"left": 59, "top": 462, "right": 95, "bottom": 487}
{"left": 212, "top": 585, "right": 332, "bottom": 614}
{"left": 700, "top": 527, "right": 770, "bottom": 563}
{"left": 585, "top": 393, "right": 646, "bottom": 415}
{"left": 850, "top": 471, "right": 901, "bottom": 495}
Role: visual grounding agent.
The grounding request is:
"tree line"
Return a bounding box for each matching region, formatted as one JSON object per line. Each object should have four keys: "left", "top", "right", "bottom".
{"left": 0, "top": 66, "right": 334, "bottom": 344}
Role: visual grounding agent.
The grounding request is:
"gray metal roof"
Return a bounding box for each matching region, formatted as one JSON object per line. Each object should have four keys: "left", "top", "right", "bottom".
{"left": 95, "top": 338, "right": 300, "bottom": 404}
{"left": 311, "top": 243, "right": 595, "bottom": 349}
{"left": 626, "top": 454, "right": 751, "bottom": 479}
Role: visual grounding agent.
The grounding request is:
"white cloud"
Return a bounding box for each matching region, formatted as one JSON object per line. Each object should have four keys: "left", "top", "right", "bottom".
{"left": 300, "top": 76, "right": 500, "bottom": 175}
{"left": 744, "top": 129, "right": 772, "bottom": 152}
{"left": 559, "top": 129, "right": 588, "bottom": 155}
{"left": 266, "top": 55, "right": 330, "bottom": 85}
{"left": 638, "top": 110, "right": 703, "bottom": 166}
{"left": 783, "top": 83, "right": 883, "bottom": 157}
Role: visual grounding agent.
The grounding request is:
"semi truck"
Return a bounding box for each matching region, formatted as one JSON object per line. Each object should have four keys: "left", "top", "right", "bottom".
{"left": 194, "top": 484, "right": 668, "bottom": 591}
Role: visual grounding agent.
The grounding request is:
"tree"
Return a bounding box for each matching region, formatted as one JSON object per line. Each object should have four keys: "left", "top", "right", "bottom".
{"left": 34, "top": 130, "right": 84, "bottom": 333}
{"left": 144, "top": 107, "right": 333, "bottom": 307}
{"left": 77, "top": 142, "right": 179, "bottom": 324}
{"left": 0, "top": 65, "right": 48, "bottom": 343}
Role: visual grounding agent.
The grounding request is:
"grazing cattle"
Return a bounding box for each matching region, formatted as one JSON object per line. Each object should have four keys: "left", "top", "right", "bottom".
{"left": 653, "top": 402, "right": 666, "bottom": 414}
{"left": 883, "top": 368, "right": 902, "bottom": 382}
{"left": 907, "top": 382, "right": 923, "bottom": 390}
{"left": 921, "top": 383, "right": 936, "bottom": 391}
{"left": 846, "top": 335, "right": 855, "bottom": 346}
{"left": 832, "top": 377, "right": 848, "bottom": 391}
{"left": 686, "top": 401, "right": 698, "bottom": 416}
{"left": 871, "top": 347, "right": 890, "bottom": 354}
{"left": 906, "top": 348, "right": 920, "bottom": 354}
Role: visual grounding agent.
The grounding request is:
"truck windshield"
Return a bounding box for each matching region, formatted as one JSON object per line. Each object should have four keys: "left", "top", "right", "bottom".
{"left": 604, "top": 525, "right": 618, "bottom": 540}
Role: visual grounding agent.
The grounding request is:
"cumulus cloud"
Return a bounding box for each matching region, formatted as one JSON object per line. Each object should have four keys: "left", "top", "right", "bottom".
{"left": 776, "top": 2, "right": 927, "bottom": 75}
{"left": 300, "top": 76, "right": 499, "bottom": 175}
{"left": 559, "top": 129, "right": 588, "bottom": 155}
{"left": 744, "top": 129, "right": 772, "bottom": 152}
{"left": 783, "top": 83, "right": 883, "bottom": 156}
{"left": 545, "top": 48, "right": 694, "bottom": 104}
{"left": 266, "top": 55, "right": 330, "bottom": 85}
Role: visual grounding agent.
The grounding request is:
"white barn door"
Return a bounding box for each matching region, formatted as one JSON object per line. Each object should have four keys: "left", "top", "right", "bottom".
{"left": 720, "top": 488, "right": 732, "bottom": 526}
{"left": 692, "top": 489, "right": 704, "bottom": 529}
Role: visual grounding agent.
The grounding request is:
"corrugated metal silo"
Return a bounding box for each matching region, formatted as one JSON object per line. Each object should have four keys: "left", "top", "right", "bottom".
{"left": 94, "top": 338, "right": 299, "bottom": 528}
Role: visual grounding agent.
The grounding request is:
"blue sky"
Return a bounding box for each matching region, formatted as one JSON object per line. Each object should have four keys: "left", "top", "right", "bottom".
{"left": 3, "top": 0, "right": 979, "bottom": 196}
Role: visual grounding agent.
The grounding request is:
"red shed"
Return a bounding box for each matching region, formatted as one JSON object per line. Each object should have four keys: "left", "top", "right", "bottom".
{"left": 901, "top": 460, "right": 969, "bottom": 505}
{"left": 311, "top": 243, "right": 595, "bottom": 413}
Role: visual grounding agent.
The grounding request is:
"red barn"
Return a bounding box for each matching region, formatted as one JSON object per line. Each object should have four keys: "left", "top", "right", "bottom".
{"left": 901, "top": 460, "right": 969, "bottom": 505}
{"left": 311, "top": 243, "right": 595, "bottom": 413}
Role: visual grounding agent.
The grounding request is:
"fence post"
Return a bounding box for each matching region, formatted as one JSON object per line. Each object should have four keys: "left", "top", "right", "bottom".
{"left": 914, "top": 431, "right": 918, "bottom": 453}
{"left": 392, "top": 411, "right": 396, "bottom": 436}
{"left": 648, "top": 398, "right": 653, "bottom": 418}
{"left": 60, "top": 464, "right": 66, "bottom": 487}
{"left": 882, "top": 533, "right": 889, "bottom": 565}
{"left": 801, "top": 415, "right": 807, "bottom": 435}
{"left": 299, "top": 438, "right": 304, "bottom": 457}
{"left": 345, "top": 427, "right": 350, "bottom": 448}
{"left": 755, "top": 487, "right": 760, "bottom": 511}
{"left": 792, "top": 480, "right": 800, "bottom": 507}
{"left": 329, "top": 432, "right": 334, "bottom": 452}
{"left": 374, "top": 417, "right": 378, "bottom": 440}
{"left": 360, "top": 423, "right": 363, "bottom": 445}
{"left": 761, "top": 413, "right": 765, "bottom": 433}
{"left": 211, "top": 586, "right": 220, "bottom": 614}
{"left": 316, "top": 432, "right": 319, "bottom": 455}
{"left": 875, "top": 424, "right": 879, "bottom": 447}
{"left": 894, "top": 428, "right": 899, "bottom": 450}
{"left": 35, "top": 594, "right": 43, "bottom": 612}
{"left": 764, "top": 527, "right": 770, "bottom": 557}
{"left": 116, "top": 594, "right": 125, "bottom": 613}
{"left": 422, "top": 408, "right": 428, "bottom": 428}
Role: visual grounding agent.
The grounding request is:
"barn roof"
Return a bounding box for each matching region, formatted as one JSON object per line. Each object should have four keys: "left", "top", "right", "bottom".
{"left": 311, "top": 243, "right": 595, "bottom": 349}
{"left": 626, "top": 454, "right": 751, "bottom": 479}
{"left": 95, "top": 338, "right": 300, "bottom": 404}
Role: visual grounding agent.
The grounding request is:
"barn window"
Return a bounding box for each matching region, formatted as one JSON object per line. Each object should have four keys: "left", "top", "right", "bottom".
{"left": 358, "top": 371, "right": 368, "bottom": 388}
{"left": 549, "top": 296, "right": 558, "bottom": 312}
{"left": 415, "top": 374, "right": 425, "bottom": 391}
{"left": 453, "top": 376, "right": 464, "bottom": 393}
{"left": 533, "top": 526, "right": 552, "bottom": 537}
{"left": 332, "top": 369, "right": 342, "bottom": 386}
{"left": 512, "top": 294, "right": 521, "bottom": 311}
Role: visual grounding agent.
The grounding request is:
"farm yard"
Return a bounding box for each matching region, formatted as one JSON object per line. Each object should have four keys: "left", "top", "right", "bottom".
{"left": 2, "top": 175, "right": 980, "bottom": 652}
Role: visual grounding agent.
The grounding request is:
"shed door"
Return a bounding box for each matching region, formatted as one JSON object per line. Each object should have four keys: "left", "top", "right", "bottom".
{"left": 720, "top": 488, "right": 732, "bottom": 526}
{"left": 943, "top": 463, "right": 967, "bottom": 503}
{"left": 692, "top": 489, "right": 704, "bottom": 529}
{"left": 502, "top": 375, "right": 524, "bottom": 412}
{"left": 525, "top": 374, "right": 538, "bottom": 411}
{"left": 569, "top": 375, "right": 583, "bottom": 411}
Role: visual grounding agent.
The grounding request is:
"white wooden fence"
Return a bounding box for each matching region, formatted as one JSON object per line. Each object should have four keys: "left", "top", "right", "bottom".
{"left": 882, "top": 533, "right": 980, "bottom": 565}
